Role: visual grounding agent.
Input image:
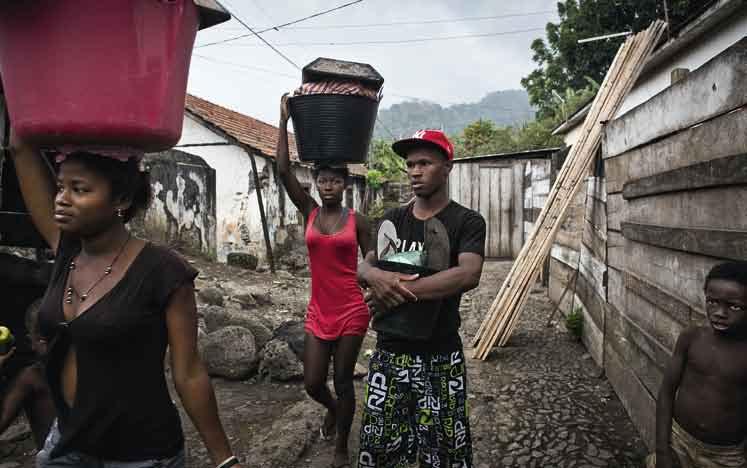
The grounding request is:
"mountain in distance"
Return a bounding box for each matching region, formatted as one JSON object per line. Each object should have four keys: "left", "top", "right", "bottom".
{"left": 374, "top": 89, "right": 535, "bottom": 140}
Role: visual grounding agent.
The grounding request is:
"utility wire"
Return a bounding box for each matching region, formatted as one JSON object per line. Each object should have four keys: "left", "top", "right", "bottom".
{"left": 193, "top": 54, "right": 298, "bottom": 79}
{"left": 198, "top": 0, "right": 364, "bottom": 49}
{"left": 206, "top": 27, "right": 547, "bottom": 48}
{"left": 270, "top": 10, "right": 555, "bottom": 30}
{"left": 376, "top": 119, "right": 397, "bottom": 140}
{"left": 213, "top": 9, "right": 555, "bottom": 33}
{"left": 218, "top": 0, "right": 300, "bottom": 69}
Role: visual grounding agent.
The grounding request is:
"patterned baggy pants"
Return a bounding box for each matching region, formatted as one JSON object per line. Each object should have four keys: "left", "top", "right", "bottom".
{"left": 358, "top": 348, "right": 473, "bottom": 468}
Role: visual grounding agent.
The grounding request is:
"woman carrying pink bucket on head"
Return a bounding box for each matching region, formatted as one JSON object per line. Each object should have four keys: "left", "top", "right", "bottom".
{"left": 7, "top": 140, "right": 241, "bottom": 468}
{"left": 0, "top": 1, "right": 242, "bottom": 467}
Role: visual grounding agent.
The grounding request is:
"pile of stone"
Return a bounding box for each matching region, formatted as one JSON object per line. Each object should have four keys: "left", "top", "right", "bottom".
{"left": 195, "top": 284, "right": 307, "bottom": 382}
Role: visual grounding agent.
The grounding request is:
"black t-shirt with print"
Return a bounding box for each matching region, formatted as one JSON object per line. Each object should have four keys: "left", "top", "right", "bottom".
{"left": 376, "top": 201, "right": 486, "bottom": 354}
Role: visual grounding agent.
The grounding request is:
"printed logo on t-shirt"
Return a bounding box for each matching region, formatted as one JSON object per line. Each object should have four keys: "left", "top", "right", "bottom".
{"left": 377, "top": 220, "right": 424, "bottom": 257}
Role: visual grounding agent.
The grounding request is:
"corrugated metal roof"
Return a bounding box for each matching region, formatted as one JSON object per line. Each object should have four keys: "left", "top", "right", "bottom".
{"left": 453, "top": 147, "right": 561, "bottom": 163}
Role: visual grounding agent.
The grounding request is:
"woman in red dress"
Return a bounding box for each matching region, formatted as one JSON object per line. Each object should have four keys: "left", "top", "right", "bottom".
{"left": 277, "top": 94, "right": 370, "bottom": 468}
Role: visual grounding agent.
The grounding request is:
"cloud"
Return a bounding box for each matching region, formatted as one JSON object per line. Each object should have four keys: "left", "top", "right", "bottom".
{"left": 187, "top": 0, "right": 558, "bottom": 124}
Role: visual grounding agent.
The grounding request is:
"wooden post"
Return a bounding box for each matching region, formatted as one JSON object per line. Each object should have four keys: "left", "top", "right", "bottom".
{"left": 245, "top": 148, "right": 276, "bottom": 273}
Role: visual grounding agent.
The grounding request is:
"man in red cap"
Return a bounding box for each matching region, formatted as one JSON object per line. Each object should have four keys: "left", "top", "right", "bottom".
{"left": 357, "top": 129, "right": 486, "bottom": 467}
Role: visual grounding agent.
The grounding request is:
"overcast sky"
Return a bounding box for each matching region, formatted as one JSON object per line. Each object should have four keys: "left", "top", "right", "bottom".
{"left": 187, "top": 0, "right": 559, "bottom": 124}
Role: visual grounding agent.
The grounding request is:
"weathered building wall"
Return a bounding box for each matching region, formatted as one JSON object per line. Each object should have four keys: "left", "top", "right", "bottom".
{"left": 601, "top": 39, "right": 747, "bottom": 449}
{"left": 132, "top": 150, "right": 217, "bottom": 258}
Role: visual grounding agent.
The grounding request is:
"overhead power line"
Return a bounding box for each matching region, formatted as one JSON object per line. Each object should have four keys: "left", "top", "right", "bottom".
{"left": 204, "top": 27, "right": 547, "bottom": 48}
{"left": 193, "top": 54, "right": 298, "bottom": 79}
{"left": 219, "top": 0, "right": 300, "bottom": 69}
{"left": 213, "top": 9, "right": 556, "bottom": 33}
{"left": 284, "top": 10, "right": 554, "bottom": 29}
{"left": 198, "top": 0, "right": 364, "bottom": 49}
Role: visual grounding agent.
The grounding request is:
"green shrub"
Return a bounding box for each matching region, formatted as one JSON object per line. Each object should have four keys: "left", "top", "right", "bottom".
{"left": 565, "top": 307, "right": 584, "bottom": 339}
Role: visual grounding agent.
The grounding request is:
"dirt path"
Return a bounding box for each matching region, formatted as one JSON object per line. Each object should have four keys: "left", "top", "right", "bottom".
{"left": 4, "top": 260, "right": 646, "bottom": 468}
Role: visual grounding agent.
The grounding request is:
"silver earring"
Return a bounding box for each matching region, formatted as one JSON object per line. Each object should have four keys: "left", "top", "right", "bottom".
{"left": 117, "top": 208, "right": 124, "bottom": 218}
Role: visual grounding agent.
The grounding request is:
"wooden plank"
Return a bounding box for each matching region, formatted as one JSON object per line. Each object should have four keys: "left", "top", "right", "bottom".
{"left": 460, "top": 163, "right": 473, "bottom": 210}
{"left": 606, "top": 193, "right": 624, "bottom": 231}
{"left": 623, "top": 152, "right": 747, "bottom": 199}
{"left": 622, "top": 222, "right": 747, "bottom": 261}
{"left": 471, "top": 163, "right": 480, "bottom": 217}
{"left": 623, "top": 270, "right": 692, "bottom": 327}
{"left": 621, "top": 278, "right": 686, "bottom": 353}
{"left": 550, "top": 244, "right": 579, "bottom": 269}
{"left": 582, "top": 221, "right": 607, "bottom": 262}
{"left": 614, "top": 236, "right": 722, "bottom": 308}
{"left": 607, "top": 267, "right": 625, "bottom": 321}
{"left": 499, "top": 168, "right": 512, "bottom": 257}
{"left": 523, "top": 162, "right": 532, "bottom": 209}
{"left": 586, "top": 176, "right": 607, "bottom": 202}
{"left": 605, "top": 107, "right": 747, "bottom": 193}
{"left": 584, "top": 196, "right": 607, "bottom": 231}
{"left": 489, "top": 168, "right": 502, "bottom": 257}
{"left": 579, "top": 244, "right": 606, "bottom": 301}
{"left": 605, "top": 38, "right": 747, "bottom": 158}
{"left": 605, "top": 337, "right": 656, "bottom": 450}
{"left": 478, "top": 169, "right": 491, "bottom": 257}
{"left": 449, "top": 164, "right": 461, "bottom": 203}
{"left": 605, "top": 300, "right": 668, "bottom": 398}
{"left": 624, "top": 187, "right": 747, "bottom": 231}
{"left": 575, "top": 268, "right": 606, "bottom": 332}
{"left": 512, "top": 163, "right": 524, "bottom": 257}
{"left": 579, "top": 299, "right": 604, "bottom": 366}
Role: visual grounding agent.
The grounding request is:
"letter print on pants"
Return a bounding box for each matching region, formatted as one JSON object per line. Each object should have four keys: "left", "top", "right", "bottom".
{"left": 358, "top": 350, "right": 473, "bottom": 467}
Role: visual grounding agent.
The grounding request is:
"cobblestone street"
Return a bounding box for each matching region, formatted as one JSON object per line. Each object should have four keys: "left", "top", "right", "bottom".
{"left": 463, "top": 261, "right": 646, "bottom": 468}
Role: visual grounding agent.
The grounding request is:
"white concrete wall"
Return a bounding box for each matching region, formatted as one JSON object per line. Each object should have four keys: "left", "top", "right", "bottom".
{"left": 177, "top": 115, "right": 258, "bottom": 261}
{"left": 615, "top": 10, "right": 747, "bottom": 118}
{"left": 562, "top": 123, "right": 584, "bottom": 147}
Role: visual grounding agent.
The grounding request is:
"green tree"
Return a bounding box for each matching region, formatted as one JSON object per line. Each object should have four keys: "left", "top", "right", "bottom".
{"left": 366, "top": 139, "right": 405, "bottom": 188}
{"left": 453, "top": 119, "right": 518, "bottom": 158}
{"left": 522, "top": 0, "right": 705, "bottom": 118}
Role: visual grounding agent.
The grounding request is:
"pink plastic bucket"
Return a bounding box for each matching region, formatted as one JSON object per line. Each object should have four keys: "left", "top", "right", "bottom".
{"left": 0, "top": 0, "right": 201, "bottom": 152}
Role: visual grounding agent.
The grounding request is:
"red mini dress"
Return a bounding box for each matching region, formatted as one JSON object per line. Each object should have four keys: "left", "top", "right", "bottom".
{"left": 304, "top": 207, "right": 369, "bottom": 340}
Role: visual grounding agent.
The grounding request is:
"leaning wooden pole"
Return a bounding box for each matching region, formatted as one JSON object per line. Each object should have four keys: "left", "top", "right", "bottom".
{"left": 472, "top": 21, "right": 667, "bottom": 360}
{"left": 245, "top": 148, "right": 276, "bottom": 273}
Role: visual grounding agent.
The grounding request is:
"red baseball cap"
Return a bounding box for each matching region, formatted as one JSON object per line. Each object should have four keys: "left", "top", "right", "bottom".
{"left": 392, "top": 129, "right": 454, "bottom": 161}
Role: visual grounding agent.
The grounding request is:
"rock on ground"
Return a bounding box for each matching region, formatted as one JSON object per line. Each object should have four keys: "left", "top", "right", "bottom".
{"left": 197, "top": 286, "right": 224, "bottom": 307}
{"left": 226, "top": 252, "right": 259, "bottom": 271}
{"left": 273, "top": 320, "right": 306, "bottom": 361}
{"left": 200, "top": 326, "right": 258, "bottom": 380}
{"left": 259, "top": 339, "right": 304, "bottom": 382}
{"left": 202, "top": 306, "right": 273, "bottom": 350}
{"left": 243, "top": 398, "right": 324, "bottom": 468}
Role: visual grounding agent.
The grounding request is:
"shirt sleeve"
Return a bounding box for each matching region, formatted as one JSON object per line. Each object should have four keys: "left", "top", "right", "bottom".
{"left": 458, "top": 210, "right": 487, "bottom": 257}
{"left": 152, "top": 248, "right": 199, "bottom": 311}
